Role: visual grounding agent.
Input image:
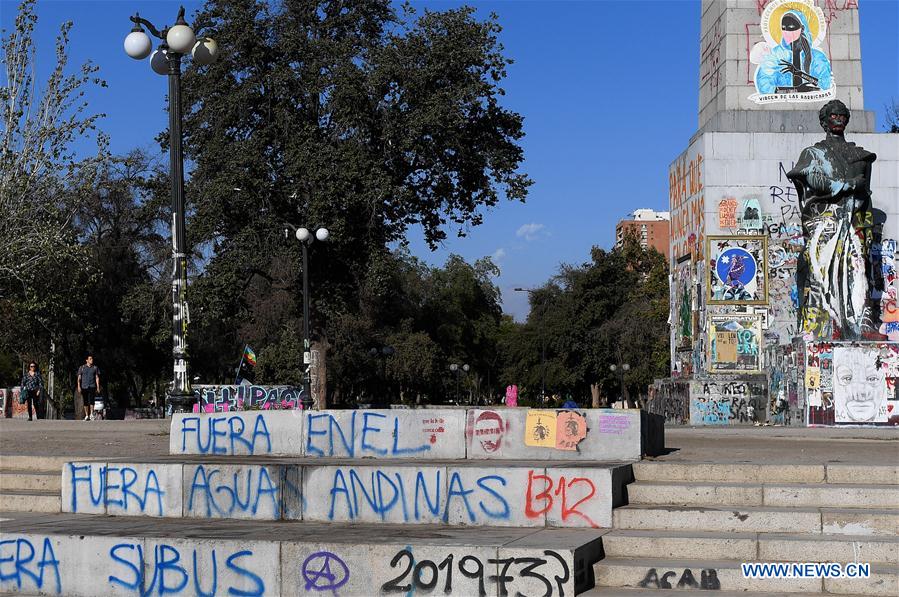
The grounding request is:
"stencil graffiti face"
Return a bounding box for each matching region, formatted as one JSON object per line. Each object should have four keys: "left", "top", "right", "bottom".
{"left": 473, "top": 411, "right": 504, "bottom": 452}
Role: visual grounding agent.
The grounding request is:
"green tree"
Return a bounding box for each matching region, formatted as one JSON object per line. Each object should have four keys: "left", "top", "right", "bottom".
{"left": 172, "top": 0, "right": 529, "bottom": 398}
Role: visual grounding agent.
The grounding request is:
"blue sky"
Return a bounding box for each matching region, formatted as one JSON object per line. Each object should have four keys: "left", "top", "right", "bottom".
{"left": 7, "top": 0, "right": 898, "bottom": 319}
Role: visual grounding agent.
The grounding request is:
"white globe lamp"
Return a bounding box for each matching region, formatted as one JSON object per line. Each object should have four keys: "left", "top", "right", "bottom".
{"left": 166, "top": 23, "right": 196, "bottom": 54}
{"left": 315, "top": 228, "right": 329, "bottom": 242}
{"left": 124, "top": 30, "right": 152, "bottom": 59}
{"left": 295, "top": 228, "right": 312, "bottom": 242}
{"left": 150, "top": 48, "right": 169, "bottom": 75}
{"left": 191, "top": 37, "right": 219, "bottom": 66}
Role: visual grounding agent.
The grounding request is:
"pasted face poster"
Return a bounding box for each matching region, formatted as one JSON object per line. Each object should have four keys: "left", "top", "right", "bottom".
{"left": 833, "top": 346, "right": 888, "bottom": 423}
{"left": 708, "top": 236, "right": 768, "bottom": 304}
{"left": 709, "top": 315, "right": 763, "bottom": 373}
{"left": 749, "top": 0, "right": 834, "bottom": 104}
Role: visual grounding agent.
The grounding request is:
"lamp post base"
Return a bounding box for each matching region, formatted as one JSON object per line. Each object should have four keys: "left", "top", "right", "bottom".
{"left": 165, "top": 389, "right": 194, "bottom": 416}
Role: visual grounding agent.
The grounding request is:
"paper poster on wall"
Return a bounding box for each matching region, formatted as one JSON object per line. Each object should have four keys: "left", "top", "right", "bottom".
{"left": 738, "top": 198, "right": 763, "bottom": 231}
{"left": 748, "top": 0, "right": 834, "bottom": 104}
{"left": 524, "top": 410, "right": 556, "bottom": 447}
{"left": 805, "top": 367, "right": 820, "bottom": 390}
{"left": 708, "top": 315, "right": 763, "bottom": 373}
{"left": 832, "top": 346, "right": 889, "bottom": 423}
{"left": 555, "top": 411, "right": 587, "bottom": 450}
{"left": 708, "top": 236, "right": 768, "bottom": 304}
{"left": 718, "top": 198, "right": 737, "bottom": 228}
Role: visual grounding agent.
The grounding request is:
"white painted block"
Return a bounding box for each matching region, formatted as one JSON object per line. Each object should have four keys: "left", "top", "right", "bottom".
{"left": 61, "top": 461, "right": 106, "bottom": 514}
{"left": 444, "top": 466, "right": 537, "bottom": 528}
{"left": 104, "top": 463, "right": 182, "bottom": 518}
{"left": 170, "top": 410, "right": 304, "bottom": 456}
{"left": 182, "top": 463, "right": 283, "bottom": 520}
{"left": 303, "top": 409, "right": 465, "bottom": 459}
{"left": 302, "top": 464, "right": 448, "bottom": 524}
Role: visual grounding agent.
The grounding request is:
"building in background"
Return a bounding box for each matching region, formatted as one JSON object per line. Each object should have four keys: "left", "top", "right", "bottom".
{"left": 615, "top": 209, "right": 670, "bottom": 258}
{"left": 651, "top": 0, "right": 898, "bottom": 428}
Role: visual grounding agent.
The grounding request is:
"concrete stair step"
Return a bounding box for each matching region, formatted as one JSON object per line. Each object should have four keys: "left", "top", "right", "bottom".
{"left": 582, "top": 589, "right": 877, "bottom": 596}
{"left": 0, "top": 489, "right": 59, "bottom": 513}
{"left": 628, "top": 480, "right": 899, "bottom": 508}
{"left": 613, "top": 504, "right": 899, "bottom": 535}
{"left": 601, "top": 529, "right": 899, "bottom": 564}
{"left": 0, "top": 469, "right": 61, "bottom": 492}
{"left": 0, "top": 455, "right": 70, "bottom": 473}
{"left": 633, "top": 462, "right": 899, "bottom": 485}
{"left": 0, "top": 512, "right": 605, "bottom": 596}
{"left": 593, "top": 557, "right": 898, "bottom": 595}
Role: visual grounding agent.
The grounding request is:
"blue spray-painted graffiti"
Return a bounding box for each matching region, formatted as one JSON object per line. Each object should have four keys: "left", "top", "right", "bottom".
{"left": 192, "top": 385, "right": 304, "bottom": 413}
{"left": 109, "top": 542, "right": 265, "bottom": 596}
{"left": 692, "top": 400, "right": 732, "bottom": 425}
{"left": 306, "top": 412, "right": 431, "bottom": 457}
{"left": 68, "top": 463, "right": 167, "bottom": 515}
{"left": 0, "top": 537, "right": 61, "bottom": 594}
{"left": 179, "top": 414, "right": 272, "bottom": 455}
{"left": 186, "top": 465, "right": 286, "bottom": 519}
{"left": 325, "top": 468, "right": 509, "bottom": 524}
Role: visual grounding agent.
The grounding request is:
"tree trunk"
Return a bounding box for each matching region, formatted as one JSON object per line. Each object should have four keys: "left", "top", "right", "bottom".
{"left": 590, "top": 383, "right": 601, "bottom": 408}
{"left": 311, "top": 338, "right": 328, "bottom": 410}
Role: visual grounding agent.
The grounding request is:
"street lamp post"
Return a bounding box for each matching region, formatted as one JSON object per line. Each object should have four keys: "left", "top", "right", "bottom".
{"left": 609, "top": 363, "right": 631, "bottom": 407}
{"left": 124, "top": 6, "right": 219, "bottom": 412}
{"left": 514, "top": 287, "right": 546, "bottom": 400}
{"left": 449, "top": 363, "right": 469, "bottom": 403}
{"left": 285, "top": 225, "right": 329, "bottom": 408}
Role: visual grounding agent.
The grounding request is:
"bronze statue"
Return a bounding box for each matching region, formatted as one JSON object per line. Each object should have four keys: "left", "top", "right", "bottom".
{"left": 787, "top": 100, "right": 876, "bottom": 340}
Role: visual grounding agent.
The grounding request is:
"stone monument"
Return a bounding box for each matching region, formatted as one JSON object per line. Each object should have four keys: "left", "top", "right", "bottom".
{"left": 651, "top": 0, "right": 898, "bottom": 428}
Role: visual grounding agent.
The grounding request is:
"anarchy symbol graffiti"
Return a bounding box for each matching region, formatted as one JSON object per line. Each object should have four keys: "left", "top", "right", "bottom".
{"left": 302, "top": 551, "right": 350, "bottom": 592}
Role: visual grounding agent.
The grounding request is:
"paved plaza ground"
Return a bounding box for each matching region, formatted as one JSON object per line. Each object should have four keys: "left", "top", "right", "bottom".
{"left": 1, "top": 417, "right": 895, "bottom": 464}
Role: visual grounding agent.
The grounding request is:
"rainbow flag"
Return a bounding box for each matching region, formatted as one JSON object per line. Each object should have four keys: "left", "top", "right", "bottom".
{"left": 235, "top": 345, "right": 257, "bottom": 384}
{"left": 244, "top": 346, "right": 257, "bottom": 366}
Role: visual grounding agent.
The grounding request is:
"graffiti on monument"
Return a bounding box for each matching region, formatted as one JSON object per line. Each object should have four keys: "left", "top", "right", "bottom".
{"left": 708, "top": 315, "right": 763, "bottom": 373}
{"left": 669, "top": 149, "right": 704, "bottom": 261}
{"left": 689, "top": 380, "right": 767, "bottom": 425}
{"left": 806, "top": 342, "right": 899, "bottom": 426}
{"left": 192, "top": 385, "right": 304, "bottom": 412}
{"left": 738, "top": 198, "right": 763, "bottom": 231}
{"left": 749, "top": 0, "right": 834, "bottom": 104}
{"left": 708, "top": 236, "right": 768, "bottom": 304}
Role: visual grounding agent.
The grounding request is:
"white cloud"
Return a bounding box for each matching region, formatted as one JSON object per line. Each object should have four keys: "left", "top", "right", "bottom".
{"left": 491, "top": 248, "right": 507, "bottom": 261}
{"left": 516, "top": 223, "right": 545, "bottom": 241}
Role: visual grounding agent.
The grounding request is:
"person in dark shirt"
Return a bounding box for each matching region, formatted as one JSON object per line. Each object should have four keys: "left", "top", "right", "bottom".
{"left": 20, "top": 361, "right": 45, "bottom": 421}
{"left": 76, "top": 354, "right": 101, "bottom": 421}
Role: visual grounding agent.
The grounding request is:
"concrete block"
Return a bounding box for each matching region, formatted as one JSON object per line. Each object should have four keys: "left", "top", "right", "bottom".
{"left": 0, "top": 533, "right": 146, "bottom": 596}
{"left": 542, "top": 467, "right": 616, "bottom": 529}
{"left": 303, "top": 409, "right": 465, "bottom": 459}
{"left": 302, "top": 464, "right": 448, "bottom": 525}
{"left": 709, "top": 133, "right": 752, "bottom": 160}
{"left": 465, "top": 409, "right": 642, "bottom": 461}
{"left": 764, "top": 484, "right": 899, "bottom": 509}
{"left": 758, "top": 534, "right": 899, "bottom": 564}
{"left": 822, "top": 509, "right": 899, "bottom": 536}
{"left": 444, "top": 466, "right": 537, "bottom": 528}
{"left": 601, "top": 529, "right": 758, "bottom": 561}
{"left": 613, "top": 505, "right": 822, "bottom": 533}
{"left": 170, "top": 410, "right": 304, "bottom": 456}
{"left": 281, "top": 541, "right": 499, "bottom": 597}
{"left": 0, "top": 471, "right": 60, "bottom": 492}
{"left": 828, "top": 33, "right": 850, "bottom": 61}
{"left": 104, "top": 463, "right": 182, "bottom": 518}
{"left": 61, "top": 461, "right": 105, "bottom": 514}
{"left": 0, "top": 490, "right": 59, "bottom": 513}
{"left": 628, "top": 481, "right": 764, "bottom": 507}
{"left": 500, "top": 528, "right": 604, "bottom": 596}
{"left": 182, "top": 463, "right": 283, "bottom": 520}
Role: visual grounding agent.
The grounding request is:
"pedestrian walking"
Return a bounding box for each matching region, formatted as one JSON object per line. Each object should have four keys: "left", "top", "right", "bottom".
{"left": 19, "top": 361, "right": 44, "bottom": 421}
{"left": 76, "top": 354, "right": 101, "bottom": 421}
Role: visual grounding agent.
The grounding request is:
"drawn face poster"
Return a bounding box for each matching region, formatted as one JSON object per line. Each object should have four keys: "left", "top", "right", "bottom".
{"left": 749, "top": 0, "right": 834, "bottom": 104}
{"left": 833, "top": 346, "right": 888, "bottom": 423}
{"left": 708, "top": 315, "right": 763, "bottom": 373}
{"left": 708, "top": 236, "right": 768, "bottom": 304}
